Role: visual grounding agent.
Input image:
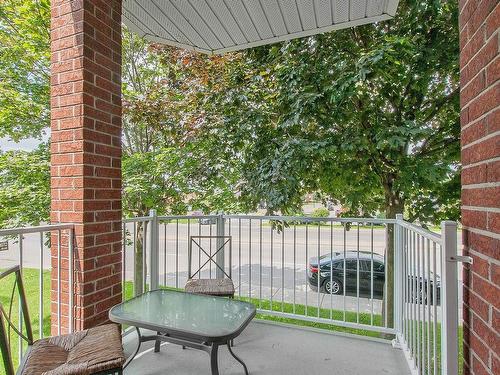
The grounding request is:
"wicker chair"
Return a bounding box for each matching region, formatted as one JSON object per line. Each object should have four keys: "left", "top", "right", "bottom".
{"left": 185, "top": 236, "right": 235, "bottom": 298}
{"left": 0, "top": 266, "right": 125, "bottom": 375}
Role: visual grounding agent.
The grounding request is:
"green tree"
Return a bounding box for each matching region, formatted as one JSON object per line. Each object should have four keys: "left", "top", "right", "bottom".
{"left": 121, "top": 31, "right": 242, "bottom": 291}
{"left": 204, "top": 0, "right": 460, "bottom": 327}
{"left": 0, "top": 0, "right": 50, "bottom": 140}
{"left": 0, "top": 145, "right": 50, "bottom": 228}
{"left": 0, "top": 0, "right": 50, "bottom": 231}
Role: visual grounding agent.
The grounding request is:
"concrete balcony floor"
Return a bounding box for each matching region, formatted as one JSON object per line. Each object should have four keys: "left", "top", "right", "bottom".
{"left": 123, "top": 321, "right": 410, "bottom": 375}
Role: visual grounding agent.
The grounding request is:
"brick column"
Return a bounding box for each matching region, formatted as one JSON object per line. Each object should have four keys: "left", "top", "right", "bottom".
{"left": 50, "top": 0, "right": 122, "bottom": 333}
{"left": 459, "top": 0, "right": 499, "bottom": 374}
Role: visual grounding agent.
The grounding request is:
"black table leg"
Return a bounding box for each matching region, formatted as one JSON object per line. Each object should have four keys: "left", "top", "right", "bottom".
{"left": 210, "top": 343, "right": 219, "bottom": 375}
{"left": 227, "top": 342, "right": 249, "bottom": 375}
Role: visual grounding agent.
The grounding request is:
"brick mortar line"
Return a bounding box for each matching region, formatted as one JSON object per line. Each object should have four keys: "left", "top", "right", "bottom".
{"left": 461, "top": 18, "right": 490, "bottom": 60}
{"left": 462, "top": 181, "right": 500, "bottom": 189}
{"left": 76, "top": 271, "right": 122, "bottom": 286}
{"left": 458, "top": 0, "right": 478, "bottom": 19}
{"left": 463, "top": 286, "right": 495, "bottom": 326}
{"left": 461, "top": 104, "right": 498, "bottom": 133}
{"left": 469, "top": 264, "right": 498, "bottom": 287}
{"left": 462, "top": 205, "right": 500, "bottom": 213}
{"left": 467, "top": 248, "right": 500, "bottom": 266}
{"left": 461, "top": 80, "right": 500, "bottom": 116}
{"left": 50, "top": 83, "right": 119, "bottom": 103}
{"left": 53, "top": 138, "right": 121, "bottom": 149}
{"left": 51, "top": 28, "right": 118, "bottom": 56}
{"left": 461, "top": 60, "right": 499, "bottom": 102}
{"left": 459, "top": 26, "right": 499, "bottom": 74}
{"left": 469, "top": 326, "right": 499, "bottom": 362}
{"left": 466, "top": 285, "right": 499, "bottom": 327}
{"left": 86, "top": 296, "right": 122, "bottom": 315}
{"left": 460, "top": 66, "right": 498, "bottom": 107}
{"left": 462, "top": 226, "right": 500, "bottom": 240}
{"left": 458, "top": 0, "right": 477, "bottom": 29}
{"left": 470, "top": 352, "right": 491, "bottom": 374}
{"left": 462, "top": 156, "right": 500, "bottom": 169}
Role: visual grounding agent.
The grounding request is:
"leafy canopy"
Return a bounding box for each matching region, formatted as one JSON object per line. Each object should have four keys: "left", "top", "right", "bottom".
{"left": 0, "top": 145, "right": 50, "bottom": 227}
{"left": 0, "top": 0, "right": 50, "bottom": 140}
{"left": 121, "top": 31, "right": 242, "bottom": 217}
{"left": 202, "top": 0, "right": 460, "bottom": 224}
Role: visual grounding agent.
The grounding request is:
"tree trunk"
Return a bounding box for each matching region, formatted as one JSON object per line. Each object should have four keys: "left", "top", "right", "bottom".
{"left": 382, "top": 184, "right": 404, "bottom": 331}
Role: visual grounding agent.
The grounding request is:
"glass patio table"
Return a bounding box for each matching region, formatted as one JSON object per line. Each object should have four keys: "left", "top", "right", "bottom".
{"left": 109, "top": 289, "right": 256, "bottom": 375}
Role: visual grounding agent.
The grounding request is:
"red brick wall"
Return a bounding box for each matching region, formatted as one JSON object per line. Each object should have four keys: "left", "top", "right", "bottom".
{"left": 459, "top": 0, "right": 499, "bottom": 374}
{"left": 50, "top": 0, "right": 122, "bottom": 333}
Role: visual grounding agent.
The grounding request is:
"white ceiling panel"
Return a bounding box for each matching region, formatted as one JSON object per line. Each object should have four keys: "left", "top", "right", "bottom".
{"left": 189, "top": 0, "right": 236, "bottom": 47}
{"left": 367, "top": 0, "right": 386, "bottom": 17}
{"left": 260, "top": 0, "right": 288, "bottom": 37}
{"left": 314, "top": 0, "right": 332, "bottom": 27}
{"left": 225, "top": 0, "right": 261, "bottom": 42}
{"left": 296, "top": 0, "right": 317, "bottom": 31}
{"left": 332, "top": 0, "right": 350, "bottom": 23}
{"left": 278, "top": 0, "right": 303, "bottom": 33}
{"left": 207, "top": 0, "right": 249, "bottom": 45}
{"left": 171, "top": 0, "right": 223, "bottom": 50}
{"left": 350, "top": 0, "right": 368, "bottom": 20}
{"left": 244, "top": 0, "right": 274, "bottom": 39}
{"left": 123, "top": 0, "right": 400, "bottom": 54}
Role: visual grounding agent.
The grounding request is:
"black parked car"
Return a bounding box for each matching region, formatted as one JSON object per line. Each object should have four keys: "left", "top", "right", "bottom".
{"left": 308, "top": 251, "right": 440, "bottom": 304}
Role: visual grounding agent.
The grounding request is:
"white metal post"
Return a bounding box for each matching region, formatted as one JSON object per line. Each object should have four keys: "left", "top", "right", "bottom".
{"left": 395, "top": 214, "right": 404, "bottom": 335}
{"left": 149, "top": 209, "right": 160, "bottom": 290}
{"left": 216, "top": 214, "right": 226, "bottom": 279}
{"left": 441, "top": 221, "right": 458, "bottom": 375}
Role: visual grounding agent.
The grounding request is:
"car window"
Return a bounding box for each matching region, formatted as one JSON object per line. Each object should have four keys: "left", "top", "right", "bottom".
{"left": 345, "top": 260, "right": 358, "bottom": 271}
{"left": 360, "top": 260, "right": 371, "bottom": 271}
{"left": 374, "top": 261, "right": 384, "bottom": 273}
{"left": 332, "top": 261, "right": 343, "bottom": 270}
{"left": 321, "top": 261, "right": 342, "bottom": 271}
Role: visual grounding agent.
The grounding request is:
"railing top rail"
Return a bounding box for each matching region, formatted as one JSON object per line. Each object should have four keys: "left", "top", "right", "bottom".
{"left": 0, "top": 223, "right": 74, "bottom": 237}
{"left": 396, "top": 219, "right": 442, "bottom": 244}
{"left": 222, "top": 215, "right": 396, "bottom": 224}
{"left": 157, "top": 215, "right": 218, "bottom": 221}
{"left": 122, "top": 216, "right": 154, "bottom": 223}
{"left": 124, "top": 214, "right": 396, "bottom": 224}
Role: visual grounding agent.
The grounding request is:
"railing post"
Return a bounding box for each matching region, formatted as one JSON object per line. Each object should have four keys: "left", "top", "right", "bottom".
{"left": 441, "top": 221, "right": 458, "bottom": 375}
{"left": 216, "top": 214, "right": 226, "bottom": 279}
{"left": 394, "top": 214, "right": 404, "bottom": 336}
{"left": 149, "top": 209, "right": 160, "bottom": 290}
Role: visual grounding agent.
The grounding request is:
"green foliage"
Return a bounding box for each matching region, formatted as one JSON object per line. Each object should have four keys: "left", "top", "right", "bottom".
{"left": 0, "top": 268, "right": 51, "bottom": 374}
{"left": 122, "top": 30, "right": 242, "bottom": 217}
{"left": 311, "top": 207, "right": 330, "bottom": 219}
{"left": 205, "top": 0, "right": 460, "bottom": 225}
{"left": 0, "top": 0, "right": 50, "bottom": 140}
{"left": 0, "top": 144, "right": 49, "bottom": 228}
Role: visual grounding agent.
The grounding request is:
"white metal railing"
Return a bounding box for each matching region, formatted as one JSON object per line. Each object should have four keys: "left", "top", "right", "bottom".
{"left": 123, "top": 213, "right": 398, "bottom": 333}
{"left": 0, "top": 213, "right": 465, "bottom": 375}
{"left": 0, "top": 223, "right": 74, "bottom": 363}
{"left": 394, "top": 214, "right": 468, "bottom": 375}
{"left": 122, "top": 212, "right": 465, "bottom": 375}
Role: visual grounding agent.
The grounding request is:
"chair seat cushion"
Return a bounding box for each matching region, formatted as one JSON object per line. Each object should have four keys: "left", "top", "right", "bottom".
{"left": 185, "top": 278, "right": 235, "bottom": 296}
{"left": 21, "top": 323, "right": 124, "bottom": 375}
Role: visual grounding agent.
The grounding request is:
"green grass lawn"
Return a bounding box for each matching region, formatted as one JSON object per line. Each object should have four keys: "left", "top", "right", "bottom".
{"left": 0, "top": 268, "right": 51, "bottom": 374}
{"left": 1, "top": 269, "right": 462, "bottom": 374}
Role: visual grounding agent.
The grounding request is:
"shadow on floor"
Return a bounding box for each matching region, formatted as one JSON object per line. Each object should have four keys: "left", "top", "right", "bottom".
{"left": 122, "top": 320, "right": 410, "bottom": 375}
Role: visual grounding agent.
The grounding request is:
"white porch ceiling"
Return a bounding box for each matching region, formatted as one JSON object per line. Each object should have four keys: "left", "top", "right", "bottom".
{"left": 123, "top": 0, "right": 400, "bottom": 54}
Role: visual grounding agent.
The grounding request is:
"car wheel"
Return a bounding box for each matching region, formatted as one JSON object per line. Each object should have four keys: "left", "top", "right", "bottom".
{"left": 323, "top": 278, "right": 342, "bottom": 295}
